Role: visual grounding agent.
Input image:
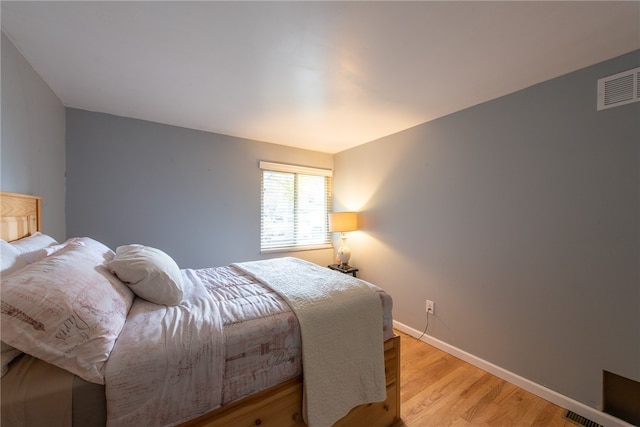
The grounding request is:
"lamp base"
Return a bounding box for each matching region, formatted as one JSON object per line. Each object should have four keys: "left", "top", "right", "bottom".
{"left": 337, "top": 244, "right": 351, "bottom": 266}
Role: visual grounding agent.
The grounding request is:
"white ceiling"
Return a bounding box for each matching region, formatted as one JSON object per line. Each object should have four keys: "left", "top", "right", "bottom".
{"left": 2, "top": 1, "right": 639, "bottom": 154}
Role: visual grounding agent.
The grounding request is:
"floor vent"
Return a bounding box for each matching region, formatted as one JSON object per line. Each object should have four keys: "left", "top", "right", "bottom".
{"left": 563, "top": 410, "right": 604, "bottom": 427}
{"left": 597, "top": 66, "right": 640, "bottom": 110}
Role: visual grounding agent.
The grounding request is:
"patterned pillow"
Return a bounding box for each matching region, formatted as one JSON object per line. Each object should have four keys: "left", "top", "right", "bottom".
{"left": 1, "top": 237, "right": 134, "bottom": 384}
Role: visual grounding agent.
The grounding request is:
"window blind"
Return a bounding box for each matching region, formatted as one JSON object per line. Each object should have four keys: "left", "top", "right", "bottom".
{"left": 260, "top": 161, "right": 332, "bottom": 252}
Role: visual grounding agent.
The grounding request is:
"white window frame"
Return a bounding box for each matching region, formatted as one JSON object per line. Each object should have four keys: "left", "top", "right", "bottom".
{"left": 260, "top": 161, "right": 333, "bottom": 253}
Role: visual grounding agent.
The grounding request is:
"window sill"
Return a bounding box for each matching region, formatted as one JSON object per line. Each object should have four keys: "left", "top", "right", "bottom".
{"left": 260, "top": 243, "right": 333, "bottom": 254}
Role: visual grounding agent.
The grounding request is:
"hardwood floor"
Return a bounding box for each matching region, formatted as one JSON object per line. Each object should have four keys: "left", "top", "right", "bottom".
{"left": 394, "top": 331, "right": 575, "bottom": 426}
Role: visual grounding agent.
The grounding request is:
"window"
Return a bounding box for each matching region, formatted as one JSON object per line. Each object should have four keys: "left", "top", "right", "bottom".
{"left": 260, "top": 161, "right": 332, "bottom": 253}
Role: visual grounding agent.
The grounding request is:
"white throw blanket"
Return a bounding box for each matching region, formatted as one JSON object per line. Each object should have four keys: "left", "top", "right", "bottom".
{"left": 233, "top": 257, "right": 386, "bottom": 427}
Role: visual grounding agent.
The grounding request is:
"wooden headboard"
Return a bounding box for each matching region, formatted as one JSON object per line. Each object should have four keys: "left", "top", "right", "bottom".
{"left": 0, "top": 192, "right": 42, "bottom": 242}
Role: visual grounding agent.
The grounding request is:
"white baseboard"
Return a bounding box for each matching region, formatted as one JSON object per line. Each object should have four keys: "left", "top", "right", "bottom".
{"left": 393, "top": 320, "right": 633, "bottom": 427}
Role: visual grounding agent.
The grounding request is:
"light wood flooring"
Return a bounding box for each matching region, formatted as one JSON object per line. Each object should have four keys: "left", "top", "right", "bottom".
{"left": 394, "top": 330, "right": 576, "bottom": 427}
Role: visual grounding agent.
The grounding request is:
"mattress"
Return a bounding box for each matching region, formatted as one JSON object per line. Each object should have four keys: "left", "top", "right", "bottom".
{"left": 2, "top": 265, "right": 394, "bottom": 426}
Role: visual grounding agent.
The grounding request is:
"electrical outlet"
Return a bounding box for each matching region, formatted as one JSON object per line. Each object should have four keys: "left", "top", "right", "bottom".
{"left": 426, "top": 300, "right": 435, "bottom": 314}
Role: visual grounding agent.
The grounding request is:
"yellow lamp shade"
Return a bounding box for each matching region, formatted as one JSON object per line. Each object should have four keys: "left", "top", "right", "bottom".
{"left": 329, "top": 212, "right": 358, "bottom": 232}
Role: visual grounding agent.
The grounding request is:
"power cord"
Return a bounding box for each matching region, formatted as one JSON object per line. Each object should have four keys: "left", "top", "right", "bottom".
{"left": 416, "top": 310, "right": 430, "bottom": 341}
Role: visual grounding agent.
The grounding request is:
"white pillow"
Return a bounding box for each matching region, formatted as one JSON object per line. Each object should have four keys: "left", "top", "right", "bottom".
{"left": 10, "top": 232, "right": 58, "bottom": 264}
{"left": 1, "top": 240, "right": 28, "bottom": 276}
{"left": 107, "top": 244, "right": 184, "bottom": 306}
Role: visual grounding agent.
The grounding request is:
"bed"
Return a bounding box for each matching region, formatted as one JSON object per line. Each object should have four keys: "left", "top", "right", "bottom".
{"left": 0, "top": 191, "right": 400, "bottom": 427}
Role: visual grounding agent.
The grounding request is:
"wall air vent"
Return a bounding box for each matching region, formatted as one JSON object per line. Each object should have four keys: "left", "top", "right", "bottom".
{"left": 597, "top": 66, "right": 640, "bottom": 110}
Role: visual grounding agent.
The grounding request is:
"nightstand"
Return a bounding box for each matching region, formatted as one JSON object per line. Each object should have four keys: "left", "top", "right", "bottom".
{"left": 328, "top": 264, "right": 359, "bottom": 277}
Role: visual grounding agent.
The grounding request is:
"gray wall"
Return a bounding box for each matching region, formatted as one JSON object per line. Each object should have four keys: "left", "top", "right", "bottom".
{"left": 65, "top": 109, "right": 334, "bottom": 268}
{"left": 334, "top": 50, "right": 640, "bottom": 410}
{"left": 1, "top": 33, "right": 66, "bottom": 240}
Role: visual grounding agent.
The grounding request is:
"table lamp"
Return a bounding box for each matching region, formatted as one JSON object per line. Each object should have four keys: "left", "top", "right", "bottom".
{"left": 329, "top": 212, "right": 358, "bottom": 267}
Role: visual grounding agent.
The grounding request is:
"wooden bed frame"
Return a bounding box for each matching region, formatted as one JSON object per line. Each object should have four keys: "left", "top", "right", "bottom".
{"left": 0, "top": 191, "right": 42, "bottom": 242}
{"left": 0, "top": 191, "right": 401, "bottom": 427}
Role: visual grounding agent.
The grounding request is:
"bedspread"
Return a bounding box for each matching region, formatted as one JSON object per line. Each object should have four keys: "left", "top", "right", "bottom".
{"left": 104, "top": 269, "right": 225, "bottom": 427}
{"left": 104, "top": 263, "right": 393, "bottom": 427}
{"left": 196, "top": 266, "right": 302, "bottom": 405}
